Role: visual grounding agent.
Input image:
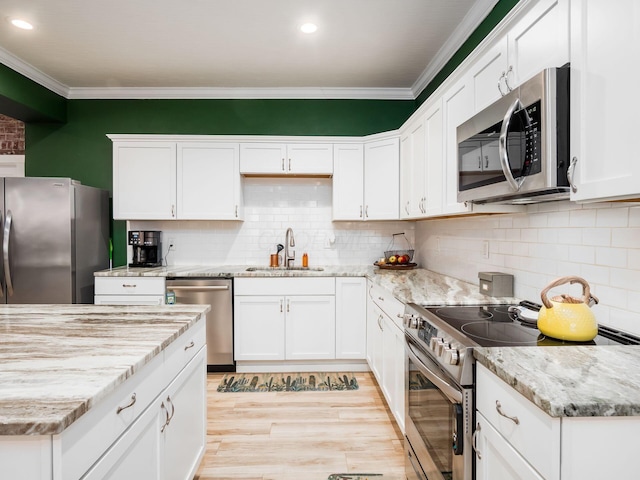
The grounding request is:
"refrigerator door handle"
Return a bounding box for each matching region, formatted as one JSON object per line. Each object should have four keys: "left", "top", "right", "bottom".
{"left": 3, "top": 210, "right": 13, "bottom": 296}
{"left": 0, "top": 210, "right": 3, "bottom": 298}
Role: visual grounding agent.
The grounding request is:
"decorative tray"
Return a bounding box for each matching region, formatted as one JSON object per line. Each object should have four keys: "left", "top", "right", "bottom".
{"left": 374, "top": 262, "right": 418, "bottom": 270}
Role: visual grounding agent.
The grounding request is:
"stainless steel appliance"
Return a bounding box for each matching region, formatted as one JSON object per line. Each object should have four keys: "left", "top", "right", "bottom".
{"left": 129, "top": 230, "right": 161, "bottom": 267}
{"left": 457, "top": 66, "right": 570, "bottom": 205}
{"left": 402, "top": 302, "right": 640, "bottom": 480}
{"left": 0, "top": 177, "right": 109, "bottom": 304}
{"left": 166, "top": 277, "right": 235, "bottom": 372}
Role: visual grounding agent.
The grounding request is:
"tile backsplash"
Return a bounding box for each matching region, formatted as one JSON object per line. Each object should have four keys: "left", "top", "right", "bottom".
{"left": 415, "top": 201, "right": 640, "bottom": 335}
{"left": 130, "top": 177, "right": 414, "bottom": 268}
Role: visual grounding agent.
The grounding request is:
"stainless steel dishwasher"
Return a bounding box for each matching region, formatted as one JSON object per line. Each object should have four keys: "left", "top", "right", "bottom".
{"left": 166, "top": 277, "right": 234, "bottom": 372}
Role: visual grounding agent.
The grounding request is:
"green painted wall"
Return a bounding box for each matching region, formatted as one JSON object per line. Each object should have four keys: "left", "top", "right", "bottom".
{"left": 25, "top": 99, "right": 415, "bottom": 266}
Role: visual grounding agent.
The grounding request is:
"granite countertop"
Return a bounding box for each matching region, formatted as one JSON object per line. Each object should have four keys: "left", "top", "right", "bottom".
{"left": 96, "top": 265, "right": 513, "bottom": 306}
{"left": 475, "top": 346, "right": 640, "bottom": 417}
{"left": 0, "top": 304, "right": 209, "bottom": 436}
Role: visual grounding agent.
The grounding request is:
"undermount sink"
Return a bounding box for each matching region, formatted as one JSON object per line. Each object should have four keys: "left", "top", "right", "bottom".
{"left": 245, "top": 266, "right": 324, "bottom": 272}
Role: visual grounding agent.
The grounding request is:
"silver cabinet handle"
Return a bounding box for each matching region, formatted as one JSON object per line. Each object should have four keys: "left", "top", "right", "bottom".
{"left": 160, "top": 401, "right": 170, "bottom": 433}
{"left": 116, "top": 393, "right": 136, "bottom": 414}
{"left": 405, "top": 201, "right": 410, "bottom": 215}
{"left": 280, "top": 299, "right": 283, "bottom": 313}
{"left": 359, "top": 205, "right": 363, "bottom": 218}
{"left": 282, "top": 158, "right": 285, "bottom": 171}
{"left": 288, "top": 158, "right": 291, "bottom": 171}
{"left": 568, "top": 156, "right": 578, "bottom": 193}
{"left": 378, "top": 296, "right": 384, "bottom": 301}
{"left": 235, "top": 205, "right": 238, "bottom": 218}
{"left": 495, "top": 400, "right": 520, "bottom": 425}
{"left": 3, "top": 210, "right": 13, "bottom": 296}
{"left": 166, "top": 395, "right": 175, "bottom": 424}
{"left": 122, "top": 283, "right": 137, "bottom": 288}
{"left": 286, "top": 299, "right": 290, "bottom": 313}
{"left": 478, "top": 156, "right": 482, "bottom": 169}
{"left": 184, "top": 340, "right": 195, "bottom": 351}
{"left": 171, "top": 205, "right": 175, "bottom": 217}
{"left": 497, "top": 72, "right": 506, "bottom": 96}
{"left": 499, "top": 98, "right": 528, "bottom": 192}
{"left": 485, "top": 155, "right": 489, "bottom": 169}
{"left": 365, "top": 205, "right": 369, "bottom": 218}
{"left": 472, "top": 422, "right": 482, "bottom": 459}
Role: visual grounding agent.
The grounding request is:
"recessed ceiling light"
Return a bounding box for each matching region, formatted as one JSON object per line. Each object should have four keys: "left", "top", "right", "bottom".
{"left": 300, "top": 23, "right": 318, "bottom": 34}
{"left": 10, "top": 18, "right": 34, "bottom": 30}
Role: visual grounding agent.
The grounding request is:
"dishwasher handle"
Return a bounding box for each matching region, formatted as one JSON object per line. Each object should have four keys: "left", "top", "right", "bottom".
{"left": 166, "top": 285, "right": 229, "bottom": 292}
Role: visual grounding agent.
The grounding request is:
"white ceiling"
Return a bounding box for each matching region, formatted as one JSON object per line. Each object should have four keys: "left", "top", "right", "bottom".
{"left": 0, "top": 0, "right": 497, "bottom": 99}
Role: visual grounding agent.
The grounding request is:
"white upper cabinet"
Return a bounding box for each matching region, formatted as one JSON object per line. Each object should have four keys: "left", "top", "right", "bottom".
{"left": 332, "top": 144, "right": 365, "bottom": 220}
{"left": 442, "top": 76, "right": 474, "bottom": 215}
{"left": 113, "top": 142, "right": 177, "bottom": 220}
{"left": 424, "top": 99, "right": 444, "bottom": 217}
{"left": 177, "top": 143, "right": 242, "bottom": 220}
{"left": 569, "top": 0, "right": 640, "bottom": 202}
{"left": 112, "top": 140, "right": 242, "bottom": 220}
{"left": 239, "top": 143, "right": 333, "bottom": 175}
{"left": 400, "top": 115, "right": 426, "bottom": 219}
{"left": 363, "top": 137, "right": 400, "bottom": 220}
{"left": 333, "top": 138, "right": 399, "bottom": 221}
{"left": 470, "top": 0, "right": 569, "bottom": 113}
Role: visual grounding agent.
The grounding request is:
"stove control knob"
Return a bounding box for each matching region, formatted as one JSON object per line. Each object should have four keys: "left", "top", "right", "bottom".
{"left": 443, "top": 346, "right": 460, "bottom": 365}
{"left": 429, "top": 336, "right": 443, "bottom": 352}
{"left": 403, "top": 314, "right": 421, "bottom": 329}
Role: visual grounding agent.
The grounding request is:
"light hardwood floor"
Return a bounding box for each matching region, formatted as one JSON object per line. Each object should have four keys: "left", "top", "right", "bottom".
{"left": 195, "top": 371, "right": 406, "bottom": 480}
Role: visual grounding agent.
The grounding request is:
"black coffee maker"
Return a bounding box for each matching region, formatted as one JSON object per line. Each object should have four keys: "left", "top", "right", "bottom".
{"left": 129, "top": 231, "right": 162, "bottom": 267}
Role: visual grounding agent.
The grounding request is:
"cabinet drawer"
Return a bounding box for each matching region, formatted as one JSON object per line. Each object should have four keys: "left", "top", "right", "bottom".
{"left": 368, "top": 282, "right": 404, "bottom": 327}
{"left": 58, "top": 351, "right": 166, "bottom": 480}
{"left": 95, "top": 277, "right": 165, "bottom": 296}
{"left": 235, "top": 277, "right": 335, "bottom": 296}
{"left": 94, "top": 294, "right": 165, "bottom": 305}
{"left": 164, "top": 318, "right": 206, "bottom": 383}
{"left": 476, "top": 363, "right": 560, "bottom": 480}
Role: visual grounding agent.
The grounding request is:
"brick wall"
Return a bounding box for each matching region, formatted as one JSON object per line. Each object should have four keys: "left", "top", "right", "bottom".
{"left": 0, "top": 115, "right": 25, "bottom": 154}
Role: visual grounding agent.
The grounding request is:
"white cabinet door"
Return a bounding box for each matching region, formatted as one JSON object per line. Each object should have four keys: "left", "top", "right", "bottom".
{"left": 332, "top": 144, "right": 365, "bottom": 220}
{"left": 234, "top": 296, "right": 285, "bottom": 360}
{"left": 239, "top": 143, "right": 287, "bottom": 174}
{"left": 285, "top": 295, "right": 336, "bottom": 360}
{"left": 364, "top": 137, "right": 400, "bottom": 220}
{"left": 381, "top": 315, "right": 405, "bottom": 433}
{"left": 335, "top": 277, "right": 366, "bottom": 360}
{"left": 424, "top": 99, "right": 444, "bottom": 216}
{"left": 366, "top": 297, "right": 384, "bottom": 383}
{"left": 507, "top": 0, "right": 569, "bottom": 87}
{"left": 113, "top": 142, "right": 176, "bottom": 220}
{"left": 287, "top": 144, "right": 333, "bottom": 174}
{"left": 470, "top": 39, "right": 509, "bottom": 113}
{"left": 400, "top": 118, "right": 426, "bottom": 219}
{"left": 177, "top": 143, "right": 242, "bottom": 220}
{"left": 239, "top": 143, "right": 333, "bottom": 175}
{"left": 442, "top": 77, "right": 473, "bottom": 215}
{"left": 475, "top": 412, "right": 544, "bottom": 480}
{"left": 163, "top": 348, "right": 207, "bottom": 480}
{"left": 570, "top": 0, "right": 640, "bottom": 202}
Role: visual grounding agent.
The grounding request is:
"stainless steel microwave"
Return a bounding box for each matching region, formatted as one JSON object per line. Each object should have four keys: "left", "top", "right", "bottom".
{"left": 456, "top": 66, "right": 570, "bottom": 204}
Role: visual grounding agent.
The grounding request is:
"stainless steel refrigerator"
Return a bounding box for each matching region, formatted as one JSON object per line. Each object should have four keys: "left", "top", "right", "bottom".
{"left": 0, "top": 177, "right": 109, "bottom": 304}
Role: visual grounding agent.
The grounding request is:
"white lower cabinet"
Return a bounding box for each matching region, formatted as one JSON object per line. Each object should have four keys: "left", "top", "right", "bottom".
{"left": 335, "top": 277, "right": 367, "bottom": 359}
{"left": 234, "top": 277, "right": 336, "bottom": 362}
{"left": 83, "top": 347, "right": 206, "bottom": 480}
{"left": 366, "top": 280, "right": 405, "bottom": 433}
{"left": 94, "top": 277, "right": 166, "bottom": 305}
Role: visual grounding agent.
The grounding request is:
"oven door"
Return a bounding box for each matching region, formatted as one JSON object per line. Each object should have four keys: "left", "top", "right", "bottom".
{"left": 405, "top": 334, "right": 473, "bottom": 480}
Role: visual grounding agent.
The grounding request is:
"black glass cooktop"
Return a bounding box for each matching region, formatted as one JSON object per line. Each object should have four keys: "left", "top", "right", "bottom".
{"left": 425, "top": 305, "right": 640, "bottom": 347}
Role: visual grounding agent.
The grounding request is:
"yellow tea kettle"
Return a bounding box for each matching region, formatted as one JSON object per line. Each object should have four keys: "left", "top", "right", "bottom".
{"left": 538, "top": 276, "right": 599, "bottom": 342}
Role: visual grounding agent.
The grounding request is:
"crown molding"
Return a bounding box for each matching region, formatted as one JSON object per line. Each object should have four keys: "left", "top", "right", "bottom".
{"left": 0, "top": 47, "right": 69, "bottom": 98}
{"left": 66, "top": 86, "right": 415, "bottom": 100}
{"left": 411, "top": 0, "right": 500, "bottom": 98}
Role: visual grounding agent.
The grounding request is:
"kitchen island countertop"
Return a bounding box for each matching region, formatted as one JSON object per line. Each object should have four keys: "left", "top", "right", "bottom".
{"left": 475, "top": 345, "right": 640, "bottom": 417}
{"left": 96, "top": 265, "right": 514, "bottom": 306}
{"left": 0, "top": 304, "right": 209, "bottom": 435}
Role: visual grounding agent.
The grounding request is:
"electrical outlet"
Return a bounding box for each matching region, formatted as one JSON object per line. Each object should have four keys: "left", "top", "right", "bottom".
{"left": 168, "top": 238, "right": 176, "bottom": 251}
{"left": 482, "top": 240, "right": 489, "bottom": 259}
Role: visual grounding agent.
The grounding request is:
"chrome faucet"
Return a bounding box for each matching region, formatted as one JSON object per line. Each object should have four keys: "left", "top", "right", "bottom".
{"left": 285, "top": 228, "right": 296, "bottom": 268}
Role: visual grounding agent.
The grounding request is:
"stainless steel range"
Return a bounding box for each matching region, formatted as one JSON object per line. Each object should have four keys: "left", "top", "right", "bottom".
{"left": 402, "top": 302, "right": 640, "bottom": 480}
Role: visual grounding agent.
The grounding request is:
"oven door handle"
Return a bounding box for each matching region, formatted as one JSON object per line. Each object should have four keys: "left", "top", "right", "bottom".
{"left": 407, "top": 339, "right": 463, "bottom": 404}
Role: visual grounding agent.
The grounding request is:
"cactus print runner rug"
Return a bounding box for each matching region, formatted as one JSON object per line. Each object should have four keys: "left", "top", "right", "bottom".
{"left": 217, "top": 372, "right": 359, "bottom": 392}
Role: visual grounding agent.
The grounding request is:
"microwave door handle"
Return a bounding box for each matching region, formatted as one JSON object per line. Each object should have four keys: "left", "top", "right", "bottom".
{"left": 499, "top": 98, "right": 527, "bottom": 192}
{"left": 3, "top": 210, "right": 13, "bottom": 297}
{"left": 406, "top": 339, "right": 463, "bottom": 404}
